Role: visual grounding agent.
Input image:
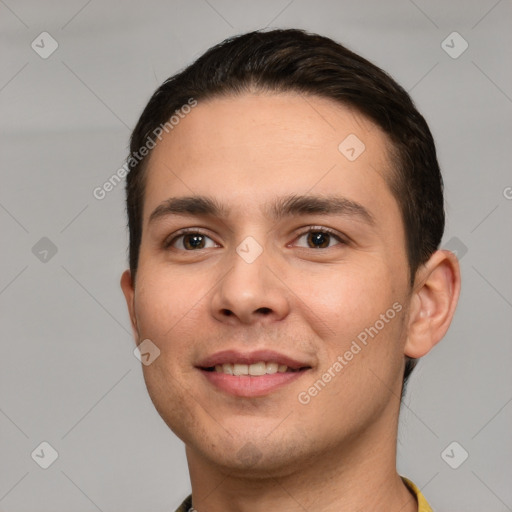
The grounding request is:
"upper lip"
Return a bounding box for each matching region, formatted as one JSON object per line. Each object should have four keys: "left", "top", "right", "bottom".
{"left": 197, "top": 349, "right": 312, "bottom": 370}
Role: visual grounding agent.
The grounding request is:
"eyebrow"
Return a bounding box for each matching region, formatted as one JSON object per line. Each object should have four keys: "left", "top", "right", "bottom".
{"left": 148, "top": 194, "right": 376, "bottom": 226}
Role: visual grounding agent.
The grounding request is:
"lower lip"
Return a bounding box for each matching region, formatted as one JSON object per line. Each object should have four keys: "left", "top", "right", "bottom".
{"left": 199, "top": 369, "right": 308, "bottom": 397}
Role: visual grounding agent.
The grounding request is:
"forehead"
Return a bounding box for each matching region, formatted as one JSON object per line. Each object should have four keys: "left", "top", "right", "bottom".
{"left": 142, "top": 92, "right": 398, "bottom": 225}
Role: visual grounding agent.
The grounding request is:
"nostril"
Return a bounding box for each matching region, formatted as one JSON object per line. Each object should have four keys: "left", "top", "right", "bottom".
{"left": 257, "top": 307, "right": 272, "bottom": 314}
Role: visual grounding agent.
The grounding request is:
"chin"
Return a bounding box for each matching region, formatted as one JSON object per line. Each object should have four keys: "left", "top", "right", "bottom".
{"left": 190, "top": 430, "right": 313, "bottom": 479}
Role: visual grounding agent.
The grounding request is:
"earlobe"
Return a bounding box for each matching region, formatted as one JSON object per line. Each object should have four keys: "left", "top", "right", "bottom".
{"left": 404, "top": 250, "right": 461, "bottom": 359}
{"left": 120, "top": 269, "right": 139, "bottom": 340}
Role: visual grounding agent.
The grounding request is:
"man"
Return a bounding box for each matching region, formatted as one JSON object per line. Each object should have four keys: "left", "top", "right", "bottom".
{"left": 120, "top": 29, "right": 460, "bottom": 511}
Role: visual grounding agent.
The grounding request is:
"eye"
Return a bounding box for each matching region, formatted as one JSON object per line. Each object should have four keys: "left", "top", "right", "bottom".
{"left": 165, "top": 229, "right": 219, "bottom": 251}
{"left": 293, "top": 227, "right": 346, "bottom": 249}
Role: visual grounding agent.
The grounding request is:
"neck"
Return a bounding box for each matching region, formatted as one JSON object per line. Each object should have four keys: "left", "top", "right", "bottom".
{"left": 185, "top": 410, "right": 417, "bottom": 512}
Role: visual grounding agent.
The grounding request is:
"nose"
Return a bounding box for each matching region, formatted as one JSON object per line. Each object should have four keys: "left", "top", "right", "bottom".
{"left": 209, "top": 243, "right": 291, "bottom": 326}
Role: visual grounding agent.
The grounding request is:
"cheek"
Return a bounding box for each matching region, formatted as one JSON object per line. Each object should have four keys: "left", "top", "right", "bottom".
{"left": 298, "top": 257, "right": 408, "bottom": 400}
{"left": 132, "top": 267, "right": 204, "bottom": 379}
{"left": 134, "top": 267, "right": 192, "bottom": 339}
{"left": 133, "top": 268, "right": 204, "bottom": 435}
{"left": 296, "top": 263, "right": 407, "bottom": 428}
{"left": 141, "top": 358, "right": 201, "bottom": 443}
{"left": 300, "top": 258, "right": 398, "bottom": 341}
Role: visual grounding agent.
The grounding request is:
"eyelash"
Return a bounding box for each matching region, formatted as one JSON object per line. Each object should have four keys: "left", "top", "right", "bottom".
{"left": 164, "top": 226, "right": 347, "bottom": 251}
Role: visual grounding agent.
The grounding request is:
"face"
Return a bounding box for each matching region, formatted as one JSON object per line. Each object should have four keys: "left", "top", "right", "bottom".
{"left": 122, "top": 92, "right": 413, "bottom": 476}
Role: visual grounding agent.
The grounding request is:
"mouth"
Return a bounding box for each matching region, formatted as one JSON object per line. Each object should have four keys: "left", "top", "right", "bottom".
{"left": 196, "top": 350, "right": 312, "bottom": 397}
{"left": 202, "top": 361, "right": 308, "bottom": 375}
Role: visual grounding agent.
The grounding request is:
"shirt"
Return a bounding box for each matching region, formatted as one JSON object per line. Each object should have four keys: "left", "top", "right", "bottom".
{"left": 173, "top": 476, "right": 433, "bottom": 511}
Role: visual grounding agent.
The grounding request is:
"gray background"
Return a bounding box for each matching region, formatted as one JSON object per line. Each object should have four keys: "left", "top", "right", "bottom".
{"left": 1, "top": 0, "right": 511, "bottom": 510}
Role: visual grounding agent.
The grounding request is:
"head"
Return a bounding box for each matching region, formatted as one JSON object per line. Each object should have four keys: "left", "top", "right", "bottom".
{"left": 121, "top": 29, "right": 460, "bottom": 475}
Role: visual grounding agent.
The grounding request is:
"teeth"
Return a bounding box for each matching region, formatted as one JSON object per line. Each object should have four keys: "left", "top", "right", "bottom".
{"left": 222, "top": 363, "right": 233, "bottom": 375}
{"left": 266, "top": 362, "right": 278, "bottom": 374}
{"left": 233, "top": 363, "right": 248, "bottom": 376}
{"left": 212, "top": 361, "right": 295, "bottom": 376}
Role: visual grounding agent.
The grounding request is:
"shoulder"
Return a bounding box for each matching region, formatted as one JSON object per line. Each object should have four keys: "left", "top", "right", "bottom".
{"left": 401, "top": 476, "right": 434, "bottom": 512}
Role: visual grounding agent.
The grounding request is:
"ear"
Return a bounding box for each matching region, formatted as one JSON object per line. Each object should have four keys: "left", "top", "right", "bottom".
{"left": 120, "top": 269, "right": 139, "bottom": 342}
{"left": 405, "top": 250, "right": 461, "bottom": 358}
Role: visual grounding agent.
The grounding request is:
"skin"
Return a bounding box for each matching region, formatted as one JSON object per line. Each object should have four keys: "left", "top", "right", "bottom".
{"left": 121, "top": 92, "right": 461, "bottom": 511}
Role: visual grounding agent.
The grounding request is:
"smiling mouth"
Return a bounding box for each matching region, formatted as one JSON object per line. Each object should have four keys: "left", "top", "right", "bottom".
{"left": 197, "top": 349, "right": 313, "bottom": 397}
{"left": 201, "top": 361, "right": 311, "bottom": 376}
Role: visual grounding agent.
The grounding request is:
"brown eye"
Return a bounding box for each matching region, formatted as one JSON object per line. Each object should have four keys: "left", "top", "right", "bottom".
{"left": 307, "top": 231, "right": 330, "bottom": 248}
{"left": 166, "top": 231, "right": 218, "bottom": 251}
{"left": 182, "top": 233, "right": 207, "bottom": 250}
{"left": 294, "top": 228, "right": 345, "bottom": 249}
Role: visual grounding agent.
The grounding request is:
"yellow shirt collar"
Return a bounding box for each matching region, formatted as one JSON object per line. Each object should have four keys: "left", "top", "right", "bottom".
{"left": 175, "top": 476, "right": 434, "bottom": 512}
{"left": 402, "top": 476, "right": 434, "bottom": 512}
